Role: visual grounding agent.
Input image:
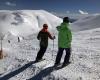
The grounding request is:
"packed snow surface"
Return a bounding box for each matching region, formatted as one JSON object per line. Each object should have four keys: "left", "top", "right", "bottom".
{"left": 0, "top": 10, "right": 100, "bottom": 80}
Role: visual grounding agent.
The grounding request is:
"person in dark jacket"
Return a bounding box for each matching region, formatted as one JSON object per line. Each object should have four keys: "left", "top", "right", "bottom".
{"left": 54, "top": 17, "right": 72, "bottom": 67}
{"left": 35, "top": 24, "right": 55, "bottom": 62}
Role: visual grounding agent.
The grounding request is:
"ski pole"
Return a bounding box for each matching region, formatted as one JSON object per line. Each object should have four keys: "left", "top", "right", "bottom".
{"left": 1, "top": 37, "right": 2, "bottom": 51}
{"left": 52, "top": 39, "right": 54, "bottom": 60}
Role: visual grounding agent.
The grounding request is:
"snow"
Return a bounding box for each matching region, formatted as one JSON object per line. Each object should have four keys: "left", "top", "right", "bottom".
{"left": 71, "top": 14, "right": 100, "bottom": 31}
{"left": 0, "top": 10, "right": 100, "bottom": 80}
{"left": 0, "top": 10, "right": 62, "bottom": 38}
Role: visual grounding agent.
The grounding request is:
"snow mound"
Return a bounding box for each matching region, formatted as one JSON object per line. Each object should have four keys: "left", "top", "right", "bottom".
{"left": 0, "top": 10, "right": 62, "bottom": 38}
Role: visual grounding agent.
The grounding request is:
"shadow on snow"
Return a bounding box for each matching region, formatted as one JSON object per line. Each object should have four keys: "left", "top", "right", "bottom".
{"left": 28, "top": 66, "right": 54, "bottom": 80}
{"left": 0, "top": 61, "right": 36, "bottom": 80}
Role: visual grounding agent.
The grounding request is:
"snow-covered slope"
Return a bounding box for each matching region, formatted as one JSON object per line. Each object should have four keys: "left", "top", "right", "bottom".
{"left": 71, "top": 15, "right": 100, "bottom": 31}
{"left": 0, "top": 10, "right": 100, "bottom": 80}
{"left": 0, "top": 27, "right": 100, "bottom": 80}
{"left": 0, "top": 10, "right": 62, "bottom": 38}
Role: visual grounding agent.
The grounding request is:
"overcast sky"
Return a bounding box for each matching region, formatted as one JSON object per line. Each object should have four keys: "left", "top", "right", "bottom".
{"left": 0, "top": 0, "right": 100, "bottom": 13}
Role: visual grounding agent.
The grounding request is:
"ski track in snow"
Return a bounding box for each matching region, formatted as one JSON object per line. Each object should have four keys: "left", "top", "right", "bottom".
{"left": 0, "top": 28, "right": 100, "bottom": 80}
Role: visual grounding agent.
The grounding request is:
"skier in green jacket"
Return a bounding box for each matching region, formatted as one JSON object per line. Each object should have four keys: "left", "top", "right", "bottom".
{"left": 54, "top": 17, "right": 72, "bottom": 67}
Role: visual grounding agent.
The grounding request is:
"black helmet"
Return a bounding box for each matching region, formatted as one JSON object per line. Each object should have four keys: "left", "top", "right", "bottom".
{"left": 43, "top": 24, "right": 48, "bottom": 29}
{"left": 63, "top": 17, "right": 69, "bottom": 23}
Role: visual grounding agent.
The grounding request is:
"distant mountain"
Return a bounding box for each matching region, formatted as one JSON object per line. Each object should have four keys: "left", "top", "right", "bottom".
{"left": 71, "top": 14, "right": 100, "bottom": 31}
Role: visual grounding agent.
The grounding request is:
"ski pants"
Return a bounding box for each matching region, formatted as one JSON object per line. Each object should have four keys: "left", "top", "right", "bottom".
{"left": 55, "top": 48, "right": 71, "bottom": 65}
{"left": 36, "top": 46, "right": 47, "bottom": 60}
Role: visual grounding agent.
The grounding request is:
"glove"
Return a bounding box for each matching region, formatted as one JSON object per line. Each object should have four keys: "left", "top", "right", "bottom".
{"left": 53, "top": 36, "right": 56, "bottom": 39}
{"left": 56, "top": 26, "right": 59, "bottom": 29}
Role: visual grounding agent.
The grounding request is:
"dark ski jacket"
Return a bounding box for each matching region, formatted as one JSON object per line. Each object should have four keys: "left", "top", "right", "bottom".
{"left": 37, "top": 28, "right": 53, "bottom": 47}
